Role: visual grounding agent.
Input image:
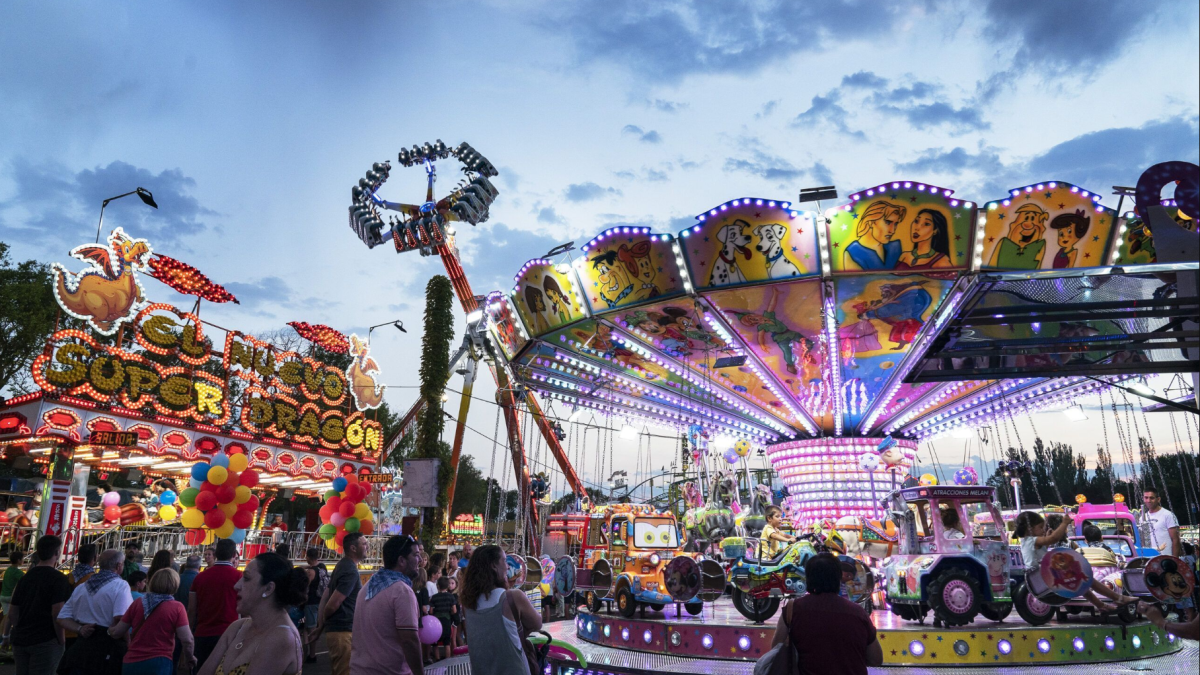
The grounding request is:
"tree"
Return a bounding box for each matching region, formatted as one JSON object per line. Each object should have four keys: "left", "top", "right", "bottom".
{"left": 0, "top": 243, "right": 57, "bottom": 394}
{"left": 1085, "top": 443, "right": 1118, "bottom": 505}
{"left": 414, "top": 275, "right": 455, "bottom": 548}
{"left": 449, "top": 454, "right": 491, "bottom": 517}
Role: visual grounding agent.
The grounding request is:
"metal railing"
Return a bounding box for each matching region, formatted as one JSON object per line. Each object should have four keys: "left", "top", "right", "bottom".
{"left": 0, "top": 525, "right": 391, "bottom": 569}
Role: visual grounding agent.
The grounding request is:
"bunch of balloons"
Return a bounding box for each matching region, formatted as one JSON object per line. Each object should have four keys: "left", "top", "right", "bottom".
{"left": 101, "top": 491, "right": 123, "bottom": 523}
{"left": 317, "top": 474, "right": 374, "bottom": 552}
{"left": 157, "top": 489, "right": 179, "bottom": 522}
{"left": 178, "top": 452, "right": 260, "bottom": 545}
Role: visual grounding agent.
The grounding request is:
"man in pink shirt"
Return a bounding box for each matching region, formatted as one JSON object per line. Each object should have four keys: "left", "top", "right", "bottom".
{"left": 349, "top": 535, "right": 425, "bottom": 675}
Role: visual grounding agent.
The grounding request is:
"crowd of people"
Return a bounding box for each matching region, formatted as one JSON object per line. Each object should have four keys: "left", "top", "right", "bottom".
{"left": 0, "top": 487, "right": 1194, "bottom": 675}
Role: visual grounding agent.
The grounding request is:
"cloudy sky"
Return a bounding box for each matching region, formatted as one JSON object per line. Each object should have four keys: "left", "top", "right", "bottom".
{"left": 2, "top": 1, "right": 1197, "bottom": 499}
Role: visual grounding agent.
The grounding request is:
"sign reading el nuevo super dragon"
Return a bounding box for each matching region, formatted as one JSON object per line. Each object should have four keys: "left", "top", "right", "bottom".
{"left": 32, "top": 303, "right": 382, "bottom": 457}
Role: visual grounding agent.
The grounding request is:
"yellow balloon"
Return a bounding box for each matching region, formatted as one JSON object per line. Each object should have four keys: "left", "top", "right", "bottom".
{"left": 229, "top": 453, "right": 248, "bottom": 473}
{"left": 219, "top": 502, "right": 238, "bottom": 517}
{"left": 539, "top": 582, "right": 552, "bottom": 597}
{"left": 234, "top": 486, "right": 252, "bottom": 504}
{"left": 203, "top": 529, "right": 216, "bottom": 545}
{"left": 354, "top": 503, "right": 372, "bottom": 520}
{"left": 919, "top": 473, "right": 938, "bottom": 486}
{"left": 215, "top": 520, "right": 235, "bottom": 538}
{"left": 158, "top": 505, "right": 178, "bottom": 521}
{"left": 206, "top": 466, "right": 229, "bottom": 485}
{"left": 181, "top": 508, "right": 204, "bottom": 529}
{"left": 326, "top": 538, "right": 340, "bottom": 551}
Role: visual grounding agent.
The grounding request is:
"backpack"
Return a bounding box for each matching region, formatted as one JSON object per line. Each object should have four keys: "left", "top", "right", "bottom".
{"left": 310, "top": 564, "right": 330, "bottom": 599}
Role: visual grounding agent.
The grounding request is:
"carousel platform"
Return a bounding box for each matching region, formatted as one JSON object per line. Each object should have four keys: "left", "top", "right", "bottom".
{"left": 553, "top": 599, "right": 1186, "bottom": 671}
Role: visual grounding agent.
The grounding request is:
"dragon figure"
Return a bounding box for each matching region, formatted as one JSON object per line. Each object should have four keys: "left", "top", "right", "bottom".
{"left": 347, "top": 334, "right": 384, "bottom": 410}
{"left": 51, "top": 228, "right": 152, "bottom": 335}
{"left": 683, "top": 471, "right": 738, "bottom": 548}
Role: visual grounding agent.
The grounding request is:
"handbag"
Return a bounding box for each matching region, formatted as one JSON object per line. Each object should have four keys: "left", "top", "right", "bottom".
{"left": 506, "top": 590, "right": 552, "bottom": 675}
{"left": 754, "top": 599, "right": 798, "bottom": 675}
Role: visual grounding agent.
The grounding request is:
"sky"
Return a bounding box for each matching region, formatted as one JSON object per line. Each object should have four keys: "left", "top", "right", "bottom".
{"left": 2, "top": 1, "right": 1198, "bottom": 501}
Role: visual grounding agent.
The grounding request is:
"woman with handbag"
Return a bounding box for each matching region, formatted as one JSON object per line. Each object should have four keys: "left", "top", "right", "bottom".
{"left": 108, "top": 569, "right": 196, "bottom": 675}
{"left": 461, "top": 545, "right": 544, "bottom": 675}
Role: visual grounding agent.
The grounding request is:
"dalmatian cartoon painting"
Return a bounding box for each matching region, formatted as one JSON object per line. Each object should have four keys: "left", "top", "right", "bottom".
{"left": 710, "top": 220, "right": 753, "bottom": 286}
{"left": 753, "top": 222, "right": 804, "bottom": 278}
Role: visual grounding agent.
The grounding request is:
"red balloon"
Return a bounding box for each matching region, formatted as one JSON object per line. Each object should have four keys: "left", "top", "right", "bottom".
{"left": 232, "top": 510, "right": 254, "bottom": 529}
{"left": 215, "top": 485, "right": 236, "bottom": 504}
{"left": 225, "top": 471, "right": 239, "bottom": 487}
{"left": 239, "top": 470, "right": 259, "bottom": 488}
{"left": 342, "top": 484, "right": 360, "bottom": 502}
{"left": 195, "top": 491, "right": 218, "bottom": 511}
{"left": 345, "top": 473, "right": 359, "bottom": 485}
{"left": 359, "top": 482, "right": 372, "bottom": 496}
{"left": 319, "top": 504, "right": 334, "bottom": 521}
{"left": 185, "top": 529, "right": 206, "bottom": 545}
{"left": 358, "top": 519, "right": 374, "bottom": 535}
{"left": 327, "top": 495, "right": 342, "bottom": 512}
{"left": 334, "top": 529, "right": 346, "bottom": 545}
{"left": 201, "top": 481, "right": 216, "bottom": 493}
{"left": 243, "top": 495, "right": 260, "bottom": 512}
{"left": 204, "top": 509, "right": 227, "bottom": 529}
{"left": 339, "top": 501, "right": 356, "bottom": 518}
{"left": 104, "top": 505, "right": 121, "bottom": 521}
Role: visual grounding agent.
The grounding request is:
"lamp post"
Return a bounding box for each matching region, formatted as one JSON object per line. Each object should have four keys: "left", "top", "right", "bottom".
{"left": 96, "top": 188, "right": 157, "bottom": 243}
{"left": 367, "top": 320, "right": 407, "bottom": 343}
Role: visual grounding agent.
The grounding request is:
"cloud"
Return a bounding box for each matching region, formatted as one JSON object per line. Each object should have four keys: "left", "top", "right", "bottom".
{"left": 621, "top": 124, "right": 663, "bottom": 143}
{"left": 555, "top": 1, "right": 917, "bottom": 82}
{"left": 223, "top": 276, "right": 293, "bottom": 308}
{"left": 537, "top": 206, "right": 565, "bottom": 224}
{"left": 723, "top": 145, "right": 834, "bottom": 186}
{"left": 894, "top": 145, "right": 1005, "bottom": 175}
{"left": 790, "top": 93, "right": 865, "bottom": 139}
{"left": 0, "top": 158, "right": 216, "bottom": 251}
{"left": 755, "top": 100, "right": 779, "bottom": 119}
{"left": 841, "top": 70, "right": 888, "bottom": 89}
{"left": 458, "top": 222, "right": 565, "bottom": 293}
{"left": 650, "top": 99, "right": 687, "bottom": 113}
{"left": 878, "top": 101, "right": 989, "bottom": 131}
{"left": 564, "top": 181, "right": 622, "bottom": 202}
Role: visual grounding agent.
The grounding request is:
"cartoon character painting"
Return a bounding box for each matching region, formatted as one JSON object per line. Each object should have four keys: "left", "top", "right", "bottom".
{"left": 989, "top": 203, "right": 1048, "bottom": 269}
{"left": 861, "top": 281, "right": 933, "bottom": 349}
{"left": 896, "top": 209, "right": 952, "bottom": 270}
{"left": 590, "top": 250, "right": 637, "bottom": 309}
{"left": 1049, "top": 210, "right": 1090, "bottom": 269}
{"left": 542, "top": 276, "right": 573, "bottom": 324}
{"left": 1044, "top": 550, "right": 1087, "bottom": 593}
{"left": 838, "top": 302, "right": 882, "bottom": 367}
{"left": 347, "top": 334, "right": 384, "bottom": 410}
{"left": 617, "top": 241, "right": 660, "bottom": 300}
{"left": 753, "top": 223, "right": 804, "bottom": 278}
{"left": 711, "top": 220, "right": 753, "bottom": 285}
{"left": 843, "top": 201, "right": 905, "bottom": 271}
{"left": 523, "top": 285, "right": 551, "bottom": 333}
{"left": 729, "top": 287, "right": 814, "bottom": 375}
{"left": 51, "top": 227, "right": 153, "bottom": 335}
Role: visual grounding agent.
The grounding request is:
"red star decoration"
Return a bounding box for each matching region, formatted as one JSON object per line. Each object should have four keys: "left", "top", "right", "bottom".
{"left": 796, "top": 228, "right": 804, "bottom": 234}
{"left": 1058, "top": 203, "right": 1065, "bottom": 209}
{"left": 755, "top": 212, "right": 762, "bottom": 217}
{"left": 909, "top": 196, "right": 917, "bottom": 203}
{"left": 922, "top": 634, "right": 928, "bottom": 639}
{"left": 955, "top": 234, "right": 962, "bottom": 240}
{"left": 1083, "top": 252, "right": 1091, "bottom": 259}
{"left": 832, "top": 242, "right": 840, "bottom": 248}
{"left": 988, "top": 236, "right": 996, "bottom": 242}
{"left": 669, "top": 277, "right": 677, "bottom": 282}
{"left": 987, "top": 634, "right": 994, "bottom": 641}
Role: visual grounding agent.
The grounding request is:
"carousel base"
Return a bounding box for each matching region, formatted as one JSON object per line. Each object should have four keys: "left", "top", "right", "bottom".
{"left": 559, "top": 600, "right": 1185, "bottom": 671}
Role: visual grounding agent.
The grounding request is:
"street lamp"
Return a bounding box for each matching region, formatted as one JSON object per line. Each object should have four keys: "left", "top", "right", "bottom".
{"left": 367, "top": 320, "right": 407, "bottom": 342}
{"left": 96, "top": 188, "right": 157, "bottom": 243}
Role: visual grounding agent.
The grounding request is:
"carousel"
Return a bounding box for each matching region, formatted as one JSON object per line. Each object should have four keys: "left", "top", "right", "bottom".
{"left": 459, "top": 160, "right": 1197, "bottom": 672}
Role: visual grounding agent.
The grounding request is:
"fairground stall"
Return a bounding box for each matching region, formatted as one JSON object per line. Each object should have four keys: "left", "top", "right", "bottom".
{"left": 0, "top": 228, "right": 389, "bottom": 565}
{"left": 446, "top": 158, "right": 1197, "bottom": 673}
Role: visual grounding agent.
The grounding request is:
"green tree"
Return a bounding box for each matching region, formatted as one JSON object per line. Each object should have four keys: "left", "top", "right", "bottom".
{"left": 0, "top": 243, "right": 57, "bottom": 394}
{"left": 449, "top": 454, "right": 491, "bottom": 517}
{"left": 414, "top": 276, "right": 455, "bottom": 548}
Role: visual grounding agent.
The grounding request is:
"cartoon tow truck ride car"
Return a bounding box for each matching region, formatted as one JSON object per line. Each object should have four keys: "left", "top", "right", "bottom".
{"left": 559, "top": 504, "right": 724, "bottom": 618}
{"left": 883, "top": 485, "right": 1014, "bottom": 627}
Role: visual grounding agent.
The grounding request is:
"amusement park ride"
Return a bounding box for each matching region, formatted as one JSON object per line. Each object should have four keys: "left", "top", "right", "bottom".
{"left": 345, "top": 145, "right": 1199, "bottom": 670}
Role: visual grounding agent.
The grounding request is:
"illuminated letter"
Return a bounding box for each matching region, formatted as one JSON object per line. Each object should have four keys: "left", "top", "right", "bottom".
{"left": 297, "top": 409, "right": 322, "bottom": 438}
{"left": 228, "top": 340, "right": 253, "bottom": 370}
{"left": 160, "top": 375, "right": 192, "bottom": 407}
{"left": 345, "top": 419, "right": 365, "bottom": 447}
{"left": 321, "top": 416, "right": 345, "bottom": 443}
{"left": 194, "top": 381, "right": 225, "bottom": 415}
{"left": 141, "top": 315, "right": 178, "bottom": 347}
{"left": 125, "top": 365, "right": 161, "bottom": 403}
{"left": 278, "top": 361, "right": 303, "bottom": 386}
{"left": 180, "top": 324, "right": 208, "bottom": 358}
{"left": 88, "top": 356, "right": 125, "bottom": 394}
{"left": 45, "top": 344, "right": 90, "bottom": 387}
{"left": 273, "top": 402, "right": 298, "bottom": 433}
{"left": 248, "top": 398, "right": 274, "bottom": 425}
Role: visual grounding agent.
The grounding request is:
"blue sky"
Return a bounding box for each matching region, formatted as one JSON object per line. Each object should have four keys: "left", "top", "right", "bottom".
{"left": 2, "top": 1, "right": 1198, "bottom": 493}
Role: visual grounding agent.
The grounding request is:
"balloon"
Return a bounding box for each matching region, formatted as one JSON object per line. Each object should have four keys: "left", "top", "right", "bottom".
{"left": 418, "top": 616, "right": 442, "bottom": 645}
{"left": 229, "top": 527, "right": 247, "bottom": 543}
{"left": 345, "top": 473, "right": 359, "bottom": 485}
{"left": 234, "top": 486, "right": 252, "bottom": 504}
{"left": 953, "top": 467, "right": 979, "bottom": 486}
{"left": 343, "top": 484, "right": 360, "bottom": 503}
{"left": 224, "top": 471, "right": 240, "bottom": 488}
{"left": 160, "top": 490, "right": 177, "bottom": 506}
{"left": 181, "top": 509, "right": 205, "bottom": 529}
{"left": 859, "top": 452, "right": 881, "bottom": 472}
{"left": 244, "top": 495, "right": 260, "bottom": 512}
{"left": 734, "top": 439, "right": 752, "bottom": 457}
{"left": 358, "top": 520, "right": 374, "bottom": 535}
{"left": 201, "top": 481, "right": 217, "bottom": 493}
{"left": 210, "top": 452, "right": 230, "bottom": 469}
{"left": 189, "top": 477, "right": 203, "bottom": 489}
{"left": 102, "top": 492, "right": 120, "bottom": 507}
{"left": 207, "top": 466, "right": 229, "bottom": 486}
{"left": 219, "top": 502, "right": 238, "bottom": 517}
{"left": 195, "top": 491, "right": 218, "bottom": 512}
{"left": 179, "top": 488, "right": 199, "bottom": 507}
{"left": 919, "top": 473, "right": 938, "bottom": 486}
{"left": 185, "top": 529, "right": 206, "bottom": 545}
{"left": 354, "top": 503, "right": 372, "bottom": 520}
{"left": 327, "top": 495, "right": 342, "bottom": 512}
{"left": 332, "top": 477, "right": 348, "bottom": 492}
{"left": 723, "top": 447, "right": 739, "bottom": 464}
{"left": 204, "top": 509, "right": 227, "bottom": 529}
{"left": 191, "top": 463, "right": 210, "bottom": 481}
{"left": 334, "top": 530, "right": 347, "bottom": 546}
{"left": 203, "top": 529, "right": 216, "bottom": 545}
{"left": 319, "top": 505, "right": 334, "bottom": 521}
{"left": 324, "top": 490, "right": 339, "bottom": 502}
{"left": 228, "top": 453, "right": 248, "bottom": 473}
{"left": 215, "top": 485, "right": 236, "bottom": 504}
{"left": 360, "top": 482, "right": 372, "bottom": 495}
{"left": 326, "top": 538, "right": 340, "bottom": 551}
{"left": 232, "top": 510, "right": 254, "bottom": 529}
{"left": 158, "top": 505, "right": 178, "bottom": 521}
{"left": 104, "top": 505, "right": 121, "bottom": 521}
{"left": 215, "top": 520, "right": 235, "bottom": 539}
{"left": 339, "top": 501, "right": 356, "bottom": 518}
{"left": 239, "top": 471, "right": 259, "bottom": 488}
{"left": 330, "top": 513, "right": 346, "bottom": 527}
{"left": 344, "top": 517, "right": 360, "bottom": 533}
{"left": 318, "top": 524, "right": 337, "bottom": 540}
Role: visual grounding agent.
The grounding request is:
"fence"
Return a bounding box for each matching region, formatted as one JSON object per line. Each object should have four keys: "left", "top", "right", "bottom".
{"left": 0, "top": 524, "right": 391, "bottom": 569}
